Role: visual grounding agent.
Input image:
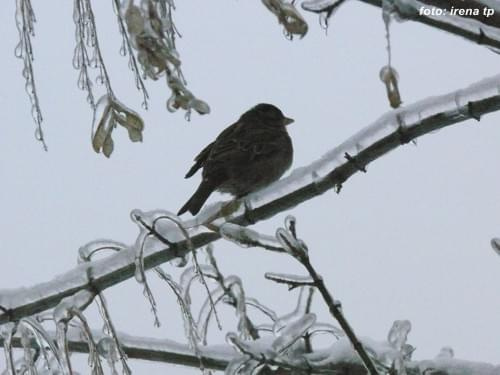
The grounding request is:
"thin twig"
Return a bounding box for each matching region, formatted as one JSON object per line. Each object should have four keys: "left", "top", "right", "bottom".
{"left": 300, "top": 255, "right": 379, "bottom": 375}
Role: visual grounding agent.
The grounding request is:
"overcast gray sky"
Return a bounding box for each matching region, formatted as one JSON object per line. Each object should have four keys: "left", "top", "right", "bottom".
{"left": 1, "top": 1, "right": 500, "bottom": 373}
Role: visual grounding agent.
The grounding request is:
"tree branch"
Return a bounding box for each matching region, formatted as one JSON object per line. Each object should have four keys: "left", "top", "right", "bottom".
{"left": 1, "top": 74, "right": 500, "bottom": 324}
{"left": 2, "top": 332, "right": 499, "bottom": 374}
{"left": 356, "top": 0, "right": 500, "bottom": 51}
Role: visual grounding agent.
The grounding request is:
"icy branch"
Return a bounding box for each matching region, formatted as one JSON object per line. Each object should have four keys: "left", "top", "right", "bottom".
{"left": 14, "top": 0, "right": 47, "bottom": 150}
{"left": 2, "top": 331, "right": 499, "bottom": 374}
{"left": 271, "top": 216, "right": 379, "bottom": 375}
{"left": 1, "top": 74, "right": 500, "bottom": 324}
{"left": 355, "top": 0, "right": 500, "bottom": 51}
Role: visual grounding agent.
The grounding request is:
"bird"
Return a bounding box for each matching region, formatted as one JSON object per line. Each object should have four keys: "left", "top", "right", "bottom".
{"left": 178, "top": 103, "right": 294, "bottom": 216}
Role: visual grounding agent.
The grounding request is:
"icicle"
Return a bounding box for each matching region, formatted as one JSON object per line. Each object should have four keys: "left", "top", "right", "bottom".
{"left": 73, "top": 310, "right": 106, "bottom": 375}
{"left": 97, "top": 337, "right": 119, "bottom": 374}
{"left": 387, "top": 320, "right": 413, "bottom": 375}
{"left": 180, "top": 265, "right": 218, "bottom": 306}
{"left": 120, "top": 0, "right": 209, "bottom": 118}
{"left": 18, "top": 317, "right": 64, "bottom": 373}
{"left": 245, "top": 298, "right": 278, "bottom": 322}
{"left": 1, "top": 323, "right": 17, "bottom": 375}
{"left": 220, "top": 223, "right": 284, "bottom": 252}
{"left": 14, "top": 0, "right": 47, "bottom": 150}
{"left": 301, "top": 0, "right": 348, "bottom": 31}
{"left": 154, "top": 267, "right": 201, "bottom": 351}
{"left": 308, "top": 322, "right": 344, "bottom": 339}
{"left": 94, "top": 294, "right": 132, "bottom": 375}
{"left": 226, "top": 333, "right": 274, "bottom": 359}
{"left": 197, "top": 276, "right": 245, "bottom": 344}
{"left": 55, "top": 321, "right": 73, "bottom": 375}
{"left": 265, "top": 272, "right": 314, "bottom": 289}
{"left": 436, "top": 346, "right": 454, "bottom": 359}
{"left": 78, "top": 239, "right": 127, "bottom": 263}
{"left": 387, "top": 320, "right": 411, "bottom": 350}
{"left": 271, "top": 313, "right": 316, "bottom": 355}
{"left": 273, "top": 287, "right": 312, "bottom": 335}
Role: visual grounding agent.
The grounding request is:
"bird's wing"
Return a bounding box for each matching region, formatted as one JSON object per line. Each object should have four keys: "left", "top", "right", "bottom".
{"left": 184, "top": 121, "right": 240, "bottom": 178}
{"left": 207, "top": 123, "right": 285, "bottom": 170}
{"left": 185, "top": 141, "right": 214, "bottom": 178}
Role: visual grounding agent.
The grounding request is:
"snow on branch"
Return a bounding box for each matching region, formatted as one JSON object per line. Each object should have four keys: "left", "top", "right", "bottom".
{"left": 1, "top": 74, "right": 500, "bottom": 325}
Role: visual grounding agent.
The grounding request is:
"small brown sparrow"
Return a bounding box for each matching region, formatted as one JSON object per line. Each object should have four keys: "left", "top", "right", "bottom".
{"left": 178, "top": 103, "right": 294, "bottom": 215}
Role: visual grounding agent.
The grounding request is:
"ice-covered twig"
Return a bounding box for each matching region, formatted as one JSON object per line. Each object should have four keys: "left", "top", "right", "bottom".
{"left": 2, "top": 74, "right": 500, "bottom": 324}
{"left": 2, "top": 329, "right": 500, "bottom": 374}
{"left": 73, "top": 0, "right": 115, "bottom": 99}
{"left": 14, "top": 0, "right": 47, "bottom": 150}
{"left": 133, "top": 211, "right": 222, "bottom": 330}
{"left": 219, "top": 223, "right": 285, "bottom": 252}
{"left": 78, "top": 240, "right": 133, "bottom": 374}
{"left": 351, "top": 0, "right": 500, "bottom": 51}
{"left": 203, "top": 247, "right": 260, "bottom": 340}
{"left": 265, "top": 272, "right": 315, "bottom": 290}
{"left": 120, "top": 0, "right": 210, "bottom": 119}
{"left": 112, "top": 0, "right": 149, "bottom": 108}
{"left": 275, "top": 216, "right": 379, "bottom": 375}
{"left": 301, "top": 0, "right": 348, "bottom": 30}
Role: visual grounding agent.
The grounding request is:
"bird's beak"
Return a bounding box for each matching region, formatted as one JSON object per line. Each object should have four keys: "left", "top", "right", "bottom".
{"left": 283, "top": 117, "right": 294, "bottom": 126}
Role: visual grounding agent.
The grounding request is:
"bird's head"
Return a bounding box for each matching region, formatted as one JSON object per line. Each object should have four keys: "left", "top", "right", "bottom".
{"left": 246, "top": 103, "right": 294, "bottom": 127}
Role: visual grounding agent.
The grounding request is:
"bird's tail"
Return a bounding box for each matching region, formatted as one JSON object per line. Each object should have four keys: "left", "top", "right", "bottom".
{"left": 177, "top": 180, "right": 215, "bottom": 216}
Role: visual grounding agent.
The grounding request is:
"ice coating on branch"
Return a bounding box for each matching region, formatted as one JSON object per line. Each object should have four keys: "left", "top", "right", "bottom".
{"left": 78, "top": 239, "right": 127, "bottom": 263}
{"left": 53, "top": 290, "right": 95, "bottom": 323}
{"left": 1, "top": 322, "right": 16, "bottom": 375}
{"left": 131, "top": 209, "right": 193, "bottom": 326}
{"left": 276, "top": 227, "right": 308, "bottom": 259}
{"left": 436, "top": 346, "right": 454, "bottom": 359}
{"left": 387, "top": 320, "right": 413, "bottom": 374}
{"left": 388, "top": 320, "right": 411, "bottom": 350}
{"left": 94, "top": 293, "right": 132, "bottom": 375}
{"left": 225, "top": 310, "right": 316, "bottom": 368}
{"left": 153, "top": 267, "right": 201, "bottom": 353}
{"left": 52, "top": 293, "right": 101, "bottom": 374}
{"left": 224, "top": 354, "right": 255, "bottom": 375}
{"left": 97, "top": 336, "right": 119, "bottom": 372}
{"left": 273, "top": 287, "right": 311, "bottom": 335}
{"left": 308, "top": 322, "right": 344, "bottom": 339}
{"left": 244, "top": 74, "right": 500, "bottom": 211}
{"left": 15, "top": 0, "right": 47, "bottom": 150}
{"left": 180, "top": 264, "right": 218, "bottom": 306}
{"left": 18, "top": 317, "right": 64, "bottom": 372}
{"left": 198, "top": 275, "right": 251, "bottom": 343}
{"left": 220, "top": 223, "right": 284, "bottom": 252}
{"left": 120, "top": 0, "right": 210, "bottom": 118}
{"left": 226, "top": 333, "right": 275, "bottom": 359}
{"left": 262, "top": 0, "right": 308, "bottom": 39}
{"left": 245, "top": 298, "right": 278, "bottom": 322}
{"left": 388, "top": 0, "right": 500, "bottom": 46}
{"left": 131, "top": 209, "right": 189, "bottom": 283}
{"left": 265, "top": 272, "right": 314, "bottom": 288}
{"left": 272, "top": 313, "right": 316, "bottom": 355}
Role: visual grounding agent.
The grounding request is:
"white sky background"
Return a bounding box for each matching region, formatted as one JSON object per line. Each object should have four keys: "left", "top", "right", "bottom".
{"left": 1, "top": 1, "right": 500, "bottom": 373}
